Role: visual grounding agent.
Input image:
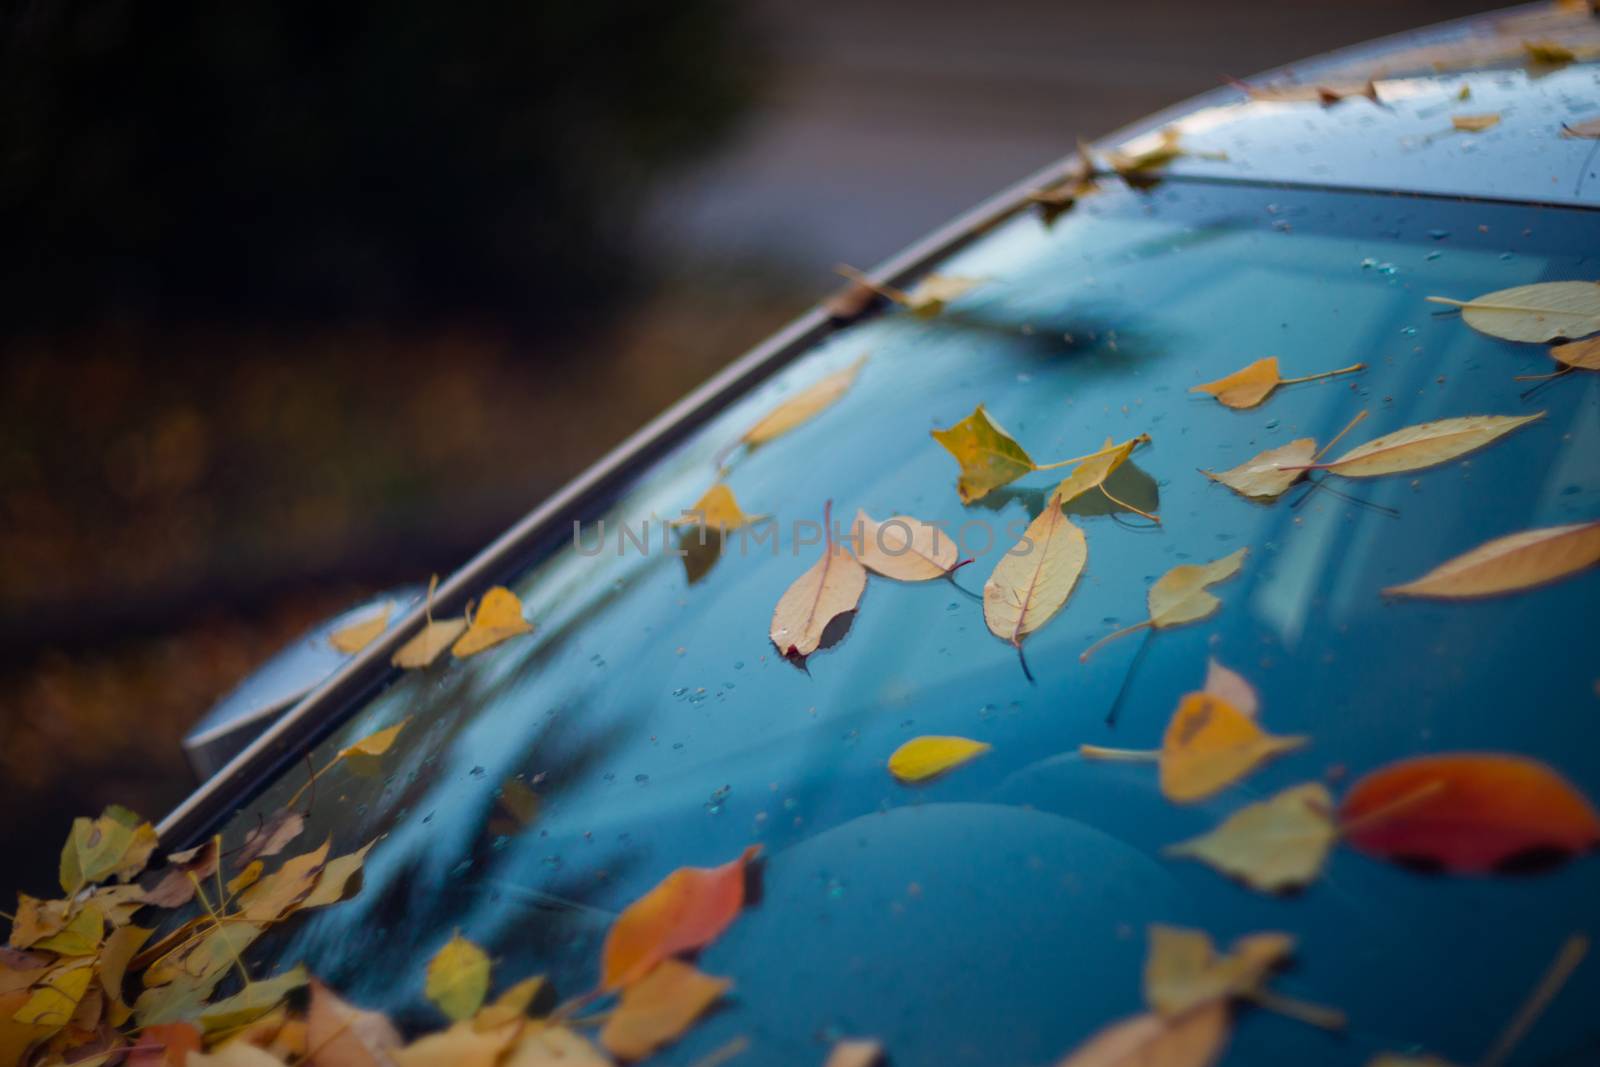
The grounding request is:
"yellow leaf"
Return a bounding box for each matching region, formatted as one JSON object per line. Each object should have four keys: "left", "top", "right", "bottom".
{"left": 1202, "top": 658, "right": 1257, "bottom": 718}
{"left": 425, "top": 934, "right": 492, "bottom": 1022}
{"left": 471, "top": 976, "right": 547, "bottom": 1032}
{"left": 887, "top": 736, "right": 991, "bottom": 784}
{"left": 1383, "top": 519, "right": 1600, "bottom": 599}
{"left": 1451, "top": 112, "right": 1501, "bottom": 132}
{"left": 1313, "top": 412, "right": 1543, "bottom": 478}
{"left": 1202, "top": 438, "right": 1315, "bottom": 501}
{"left": 395, "top": 1019, "right": 520, "bottom": 1067}
{"left": 984, "top": 496, "right": 1087, "bottom": 653}
{"left": 1524, "top": 39, "right": 1576, "bottom": 65}
{"left": 15, "top": 962, "right": 94, "bottom": 1027}
{"left": 1055, "top": 435, "right": 1156, "bottom": 520}
{"left": 392, "top": 617, "right": 468, "bottom": 669}
{"left": 338, "top": 721, "right": 408, "bottom": 762}
{"left": 931, "top": 404, "right": 1037, "bottom": 504}
{"left": 599, "top": 959, "right": 728, "bottom": 1061}
{"left": 740, "top": 357, "right": 865, "bottom": 448}
{"left": 769, "top": 532, "right": 867, "bottom": 659}
{"left": 1551, "top": 335, "right": 1600, "bottom": 370}
{"left": 226, "top": 862, "right": 263, "bottom": 896}
{"left": 1103, "top": 126, "right": 1227, "bottom": 177}
{"left": 235, "top": 840, "right": 330, "bottom": 922}
{"left": 59, "top": 805, "right": 158, "bottom": 893}
{"left": 198, "top": 966, "right": 309, "bottom": 1035}
{"left": 1159, "top": 693, "right": 1305, "bottom": 803}
{"left": 1053, "top": 1000, "right": 1230, "bottom": 1067}
{"left": 452, "top": 587, "right": 534, "bottom": 659}
{"left": 853, "top": 510, "right": 959, "bottom": 581}
{"left": 1189, "top": 356, "right": 1362, "bottom": 409}
{"left": 825, "top": 1039, "right": 885, "bottom": 1067}
{"left": 1143, "top": 925, "right": 1294, "bottom": 1018}
{"left": 502, "top": 1024, "right": 610, "bottom": 1067}
{"left": 897, "top": 274, "right": 981, "bottom": 317}
{"left": 299, "top": 839, "right": 379, "bottom": 911}
{"left": 1166, "top": 783, "right": 1338, "bottom": 891}
{"left": 98, "top": 924, "right": 152, "bottom": 1012}
{"left": 673, "top": 484, "right": 757, "bottom": 531}
{"left": 1082, "top": 548, "right": 1248, "bottom": 661}
{"left": 1426, "top": 281, "right": 1600, "bottom": 342}
{"left": 32, "top": 904, "right": 103, "bottom": 956}
{"left": 328, "top": 603, "right": 392, "bottom": 654}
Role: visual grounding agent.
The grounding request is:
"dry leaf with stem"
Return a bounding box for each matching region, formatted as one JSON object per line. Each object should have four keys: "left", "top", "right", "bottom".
{"left": 1426, "top": 280, "right": 1600, "bottom": 342}
{"left": 1339, "top": 753, "right": 1600, "bottom": 872}
{"left": 1167, "top": 783, "right": 1339, "bottom": 891}
{"left": 984, "top": 492, "right": 1088, "bottom": 678}
{"left": 392, "top": 576, "right": 467, "bottom": 670}
{"left": 1055, "top": 434, "right": 1156, "bottom": 520}
{"left": 1081, "top": 548, "right": 1247, "bottom": 662}
{"left": 1285, "top": 412, "right": 1542, "bottom": 479}
{"left": 1563, "top": 117, "right": 1600, "bottom": 138}
{"left": 853, "top": 510, "right": 962, "bottom": 581}
{"left": 599, "top": 959, "right": 728, "bottom": 1060}
{"left": 1102, "top": 127, "right": 1228, "bottom": 179}
{"left": 931, "top": 404, "right": 1131, "bottom": 504}
{"left": 835, "top": 264, "right": 981, "bottom": 317}
{"left": 1517, "top": 335, "right": 1600, "bottom": 384}
{"left": 59, "top": 806, "right": 159, "bottom": 894}
{"left": 887, "top": 736, "right": 991, "bottom": 783}
{"left": 770, "top": 503, "right": 867, "bottom": 660}
{"left": 328, "top": 603, "right": 392, "bottom": 655}
{"left": 736, "top": 356, "right": 866, "bottom": 452}
{"left": 501, "top": 1024, "right": 609, "bottom": 1067}
{"left": 1029, "top": 149, "right": 1098, "bottom": 226}
{"left": 1451, "top": 112, "right": 1501, "bottom": 131}
{"left": 338, "top": 720, "right": 408, "bottom": 762}
{"left": 1384, "top": 519, "right": 1600, "bottom": 599}
{"left": 601, "top": 845, "right": 760, "bottom": 991}
{"left": 452, "top": 587, "right": 534, "bottom": 659}
{"left": 1189, "top": 357, "right": 1363, "bottom": 410}
{"left": 1202, "top": 411, "right": 1368, "bottom": 502}
{"left": 1054, "top": 1000, "right": 1230, "bottom": 1067}
{"left": 425, "top": 934, "right": 491, "bottom": 1022}
{"left": 1143, "top": 926, "right": 1294, "bottom": 1019}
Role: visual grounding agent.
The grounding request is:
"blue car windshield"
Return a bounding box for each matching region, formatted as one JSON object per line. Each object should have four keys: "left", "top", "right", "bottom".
{"left": 203, "top": 176, "right": 1600, "bottom": 1066}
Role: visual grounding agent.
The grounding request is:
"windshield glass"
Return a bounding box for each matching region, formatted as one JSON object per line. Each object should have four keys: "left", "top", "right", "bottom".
{"left": 201, "top": 177, "right": 1600, "bottom": 1065}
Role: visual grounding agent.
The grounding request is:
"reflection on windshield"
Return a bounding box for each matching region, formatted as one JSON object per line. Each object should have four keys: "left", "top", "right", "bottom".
{"left": 207, "top": 178, "right": 1599, "bottom": 1064}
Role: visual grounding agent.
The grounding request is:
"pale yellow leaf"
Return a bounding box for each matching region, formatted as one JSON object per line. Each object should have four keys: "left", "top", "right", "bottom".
{"left": 1451, "top": 112, "right": 1501, "bottom": 131}
{"left": 1426, "top": 281, "right": 1600, "bottom": 342}
{"left": 392, "top": 617, "right": 468, "bottom": 669}
{"left": 853, "top": 510, "right": 959, "bottom": 581}
{"left": 299, "top": 839, "right": 378, "bottom": 910}
{"left": 452, "top": 587, "right": 534, "bottom": 659}
{"left": 887, "top": 736, "right": 992, "bottom": 784}
{"left": 329, "top": 603, "right": 392, "bottom": 655}
{"left": 673, "top": 484, "right": 758, "bottom": 531}
{"left": 1317, "top": 413, "right": 1543, "bottom": 477}
{"left": 1143, "top": 925, "right": 1294, "bottom": 1018}
{"left": 502, "top": 1024, "right": 610, "bottom": 1067}
{"left": 931, "top": 404, "right": 1036, "bottom": 504}
{"left": 1150, "top": 548, "right": 1248, "bottom": 629}
{"left": 395, "top": 1020, "right": 520, "bottom": 1067}
{"left": 741, "top": 357, "right": 865, "bottom": 447}
{"left": 770, "top": 540, "right": 867, "bottom": 658}
{"left": 338, "top": 721, "right": 407, "bottom": 761}
{"left": 1202, "top": 438, "right": 1315, "bottom": 501}
{"left": 1055, "top": 435, "right": 1153, "bottom": 519}
{"left": 1160, "top": 693, "right": 1305, "bottom": 803}
{"left": 825, "top": 1038, "right": 884, "bottom": 1067}
{"left": 1551, "top": 335, "right": 1600, "bottom": 370}
{"left": 425, "top": 934, "right": 491, "bottom": 1022}
{"left": 1053, "top": 1001, "right": 1230, "bottom": 1067}
{"left": 1166, "top": 783, "right": 1338, "bottom": 891}
{"left": 1202, "top": 658, "right": 1257, "bottom": 718}
{"left": 198, "top": 966, "right": 309, "bottom": 1035}
{"left": 1564, "top": 117, "right": 1600, "bottom": 139}
{"left": 1384, "top": 519, "right": 1600, "bottom": 599}
{"left": 984, "top": 498, "right": 1087, "bottom": 646}
{"left": 305, "top": 979, "right": 401, "bottom": 1067}
{"left": 190, "top": 1044, "right": 291, "bottom": 1067}
{"left": 472, "top": 975, "right": 547, "bottom": 1032}
{"left": 897, "top": 275, "right": 981, "bottom": 317}
{"left": 1190, "top": 357, "right": 1361, "bottom": 409}
{"left": 599, "top": 959, "right": 728, "bottom": 1061}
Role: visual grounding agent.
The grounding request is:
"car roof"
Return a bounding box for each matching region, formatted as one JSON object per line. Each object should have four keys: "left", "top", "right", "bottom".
{"left": 1090, "top": 2, "right": 1600, "bottom": 208}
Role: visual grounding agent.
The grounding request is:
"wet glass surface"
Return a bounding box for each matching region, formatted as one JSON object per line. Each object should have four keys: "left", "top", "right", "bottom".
{"left": 208, "top": 178, "right": 1599, "bottom": 1065}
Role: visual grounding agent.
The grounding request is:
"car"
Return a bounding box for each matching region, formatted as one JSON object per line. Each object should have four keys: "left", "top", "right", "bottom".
{"left": 87, "top": 3, "right": 1600, "bottom": 1065}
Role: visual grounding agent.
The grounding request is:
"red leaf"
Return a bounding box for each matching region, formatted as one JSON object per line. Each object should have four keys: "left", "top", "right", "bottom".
{"left": 1340, "top": 754, "right": 1600, "bottom": 872}
{"left": 600, "top": 846, "right": 759, "bottom": 991}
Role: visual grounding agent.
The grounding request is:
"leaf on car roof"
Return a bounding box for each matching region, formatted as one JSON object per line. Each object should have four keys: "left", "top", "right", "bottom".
{"left": 600, "top": 845, "right": 760, "bottom": 992}
{"left": 738, "top": 356, "right": 866, "bottom": 450}
{"left": 1426, "top": 280, "right": 1600, "bottom": 342}
{"left": 853, "top": 510, "right": 961, "bottom": 582}
{"left": 825, "top": 1038, "right": 885, "bottom": 1067}
{"left": 1189, "top": 356, "right": 1363, "bottom": 410}
{"left": 306, "top": 979, "right": 402, "bottom": 1067}
{"left": 1451, "top": 112, "right": 1501, "bottom": 131}
{"left": 599, "top": 959, "right": 728, "bottom": 1061}
{"left": 770, "top": 503, "right": 866, "bottom": 661}
{"left": 673, "top": 483, "right": 759, "bottom": 532}
{"left": 452, "top": 587, "right": 534, "bottom": 659}
{"left": 983, "top": 493, "right": 1087, "bottom": 675}
{"left": 1286, "top": 412, "right": 1543, "bottom": 479}
{"left": 425, "top": 934, "right": 491, "bottom": 1023}
{"left": 1563, "top": 117, "right": 1600, "bottom": 139}
{"left": 1242, "top": 79, "right": 1380, "bottom": 105}
{"left": 888, "top": 736, "right": 991, "bottom": 784}
{"left": 328, "top": 603, "right": 392, "bottom": 654}
{"left": 1203, "top": 412, "right": 1368, "bottom": 502}
{"left": 931, "top": 405, "right": 1037, "bottom": 503}
{"left": 1081, "top": 549, "right": 1248, "bottom": 662}
{"left": 1143, "top": 925, "right": 1294, "bottom": 1019}
{"left": 1384, "top": 519, "right": 1600, "bottom": 599}
{"left": 59, "top": 805, "right": 159, "bottom": 895}
{"left": 1055, "top": 435, "right": 1157, "bottom": 521}
{"left": 1339, "top": 753, "right": 1600, "bottom": 872}
{"left": 1054, "top": 1000, "right": 1230, "bottom": 1067}
{"left": 1167, "top": 783, "right": 1338, "bottom": 891}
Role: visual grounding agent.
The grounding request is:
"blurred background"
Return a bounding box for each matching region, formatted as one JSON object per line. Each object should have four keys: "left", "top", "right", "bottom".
{"left": 1, "top": 0, "right": 1503, "bottom": 898}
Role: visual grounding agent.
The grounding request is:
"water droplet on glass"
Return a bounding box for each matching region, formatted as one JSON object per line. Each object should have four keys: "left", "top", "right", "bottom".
{"left": 634, "top": 774, "right": 649, "bottom": 785}
{"left": 469, "top": 766, "right": 486, "bottom": 778}
{"left": 705, "top": 784, "right": 731, "bottom": 815}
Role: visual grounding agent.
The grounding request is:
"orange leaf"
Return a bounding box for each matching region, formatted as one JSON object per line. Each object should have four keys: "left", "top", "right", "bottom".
{"left": 1054, "top": 1001, "right": 1230, "bottom": 1067}
{"left": 600, "top": 846, "right": 760, "bottom": 991}
{"left": 1340, "top": 754, "right": 1600, "bottom": 872}
{"left": 1190, "top": 357, "right": 1362, "bottom": 409}
{"left": 599, "top": 959, "right": 729, "bottom": 1060}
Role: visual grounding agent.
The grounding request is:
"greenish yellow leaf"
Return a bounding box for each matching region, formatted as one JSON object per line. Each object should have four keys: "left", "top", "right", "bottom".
{"left": 425, "top": 934, "right": 491, "bottom": 1022}
{"left": 1166, "top": 783, "right": 1338, "bottom": 891}
{"left": 198, "top": 966, "right": 309, "bottom": 1035}
{"left": 930, "top": 405, "right": 1036, "bottom": 504}
{"left": 1143, "top": 925, "right": 1294, "bottom": 1018}
{"left": 888, "top": 736, "right": 992, "bottom": 784}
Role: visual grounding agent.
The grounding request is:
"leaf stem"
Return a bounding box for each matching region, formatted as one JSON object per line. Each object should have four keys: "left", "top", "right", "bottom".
{"left": 1426, "top": 296, "right": 1569, "bottom": 313}
{"left": 1080, "top": 619, "right": 1152, "bottom": 662}
{"left": 1033, "top": 439, "right": 1132, "bottom": 472}
{"left": 1479, "top": 933, "right": 1588, "bottom": 1067}
{"left": 1513, "top": 367, "right": 1573, "bottom": 382}
{"left": 1311, "top": 409, "right": 1369, "bottom": 463}
{"left": 1078, "top": 744, "right": 1159, "bottom": 762}
{"left": 1099, "top": 484, "right": 1159, "bottom": 523}
{"left": 186, "top": 870, "right": 252, "bottom": 988}
{"left": 1245, "top": 988, "right": 1346, "bottom": 1031}
{"left": 1279, "top": 362, "right": 1364, "bottom": 386}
